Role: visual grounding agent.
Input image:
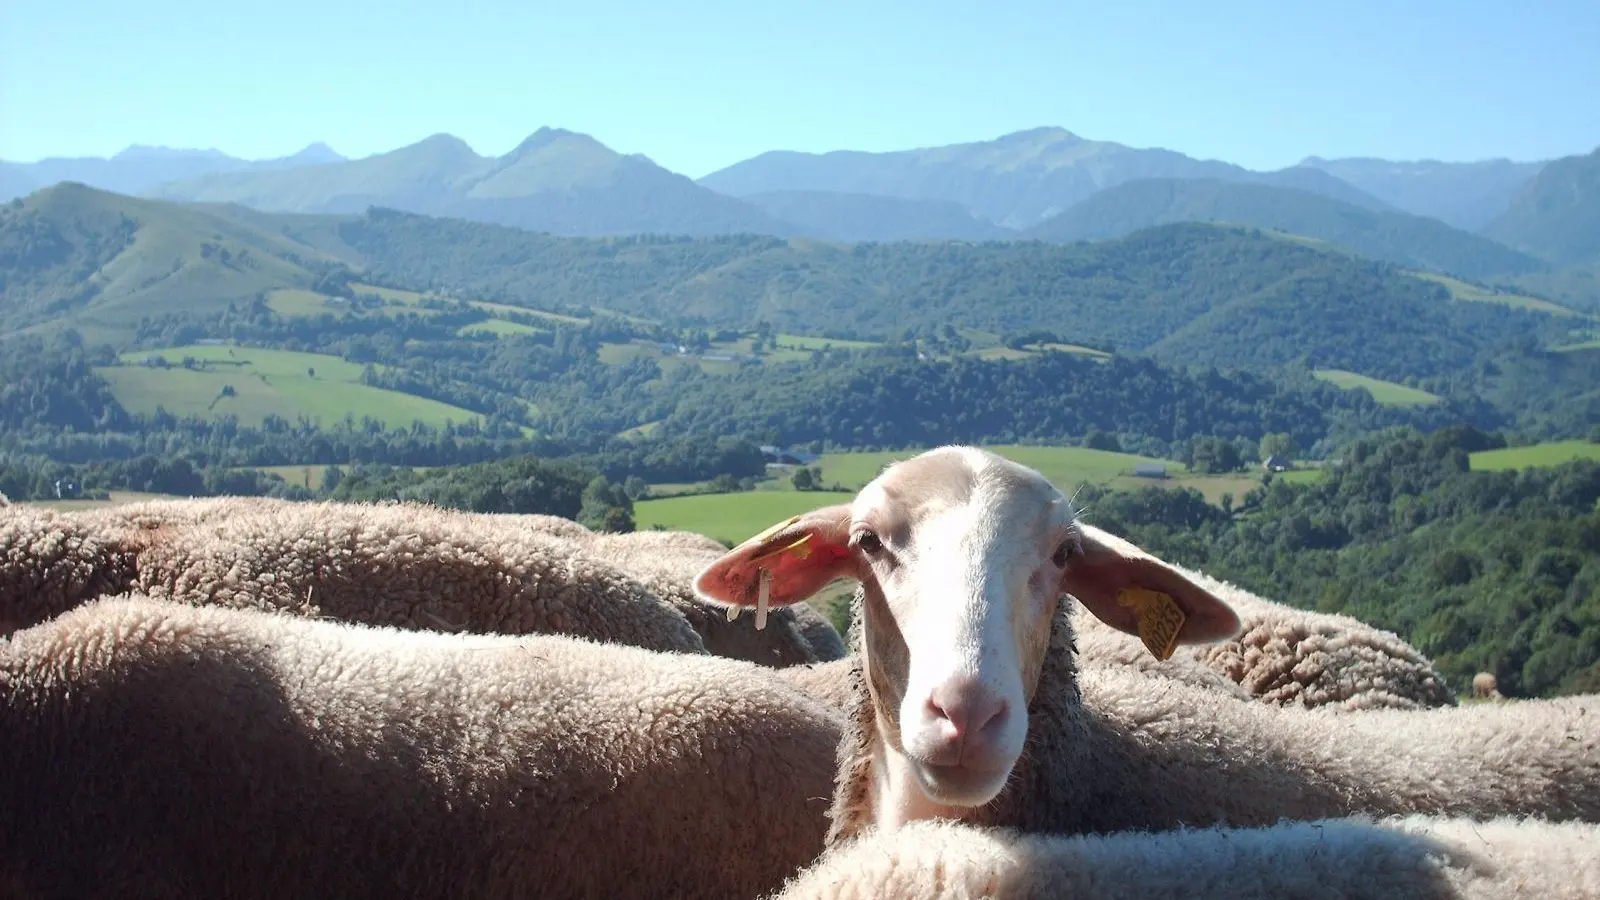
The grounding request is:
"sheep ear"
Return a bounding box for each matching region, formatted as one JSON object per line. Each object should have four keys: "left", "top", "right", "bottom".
{"left": 1061, "top": 523, "right": 1241, "bottom": 659}
{"left": 693, "top": 505, "right": 859, "bottom": 611}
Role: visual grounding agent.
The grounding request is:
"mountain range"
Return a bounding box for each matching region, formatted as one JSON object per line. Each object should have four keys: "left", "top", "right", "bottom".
{"left": 4, "top": 127, "right": 1596, "bottom": 299}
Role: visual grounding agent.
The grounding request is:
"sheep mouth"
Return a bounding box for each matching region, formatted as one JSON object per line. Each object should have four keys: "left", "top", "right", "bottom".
{"left": 914, "top": 758, "right": 1014, "bottom": 808}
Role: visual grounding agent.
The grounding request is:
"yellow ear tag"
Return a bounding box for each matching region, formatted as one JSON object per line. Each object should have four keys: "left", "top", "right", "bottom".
{"left": 1116, "top": 587, "right": 1186, "bottom": 661}
{"left": 747, "top": 515, "right": 802, "bottom": 546}
{"left": 748, "top": 533, "right": 814, "bottom": 567}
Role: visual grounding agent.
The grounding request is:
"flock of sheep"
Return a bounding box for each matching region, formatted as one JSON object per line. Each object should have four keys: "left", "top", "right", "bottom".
{"left": 0, "top": 448, "right": 1595, "bottom": 899}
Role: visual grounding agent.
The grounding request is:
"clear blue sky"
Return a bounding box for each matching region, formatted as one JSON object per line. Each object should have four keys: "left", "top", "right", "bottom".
{"left": 3, "top": 0, "right": 1596, "bottom": 177}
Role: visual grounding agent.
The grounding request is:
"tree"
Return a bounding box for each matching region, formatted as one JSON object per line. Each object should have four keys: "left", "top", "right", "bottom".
{"left": 1260, "top": 432, "right": 1298, "bottom": 461}
{"left": 1190, "top": 437, "right": 1242, "bottom": 474}
{"left": 791, "top": 466, "right": 816, "bottom": 491}
{"left": 1083, "top": 429, "right": 1122, "bottom": 452}
{"left": 578, "top": 475, "right": 635, "bottom": 533}
{"left": 623, "top": 475, "right": 650, "bottom": 500}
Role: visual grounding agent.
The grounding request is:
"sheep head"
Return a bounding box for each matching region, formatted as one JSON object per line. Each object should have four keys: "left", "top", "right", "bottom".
{"left": 695, "top": 446, "right": 1240, "bottom": 827}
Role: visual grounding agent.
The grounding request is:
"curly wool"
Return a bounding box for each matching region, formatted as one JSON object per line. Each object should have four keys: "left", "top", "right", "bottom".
{"left": 0, "top": 595, "right": 842, "bottom": 900}
{"left": 827, "top": 599, "right": 1600, "bottom": 845}
{"left": 772, "top": 816, "right": 1600, "bottom": 900}
{"left": 1074, "top": 566, "right": 1456, "bottom": 711}
{"left": 0, "top": 506, "right": 145, "bottom": 635}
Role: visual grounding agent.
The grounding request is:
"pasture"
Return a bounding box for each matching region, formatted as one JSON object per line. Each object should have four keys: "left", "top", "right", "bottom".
{"left": 1313, "top": 369, "right": 1442, "bottom": 407}
{"left": 102, "top": 345, "right": 483, "bottom": 430}
{"left": 642, "top": 445, "right": 1266, "bottom": 535}
{"left": 1409, "top": 271, "right": 1582, "bottom": 317}
{"left": 635, "top": 490, "right": 857, "bottom": 545}
{"left": 1469, "top": 440, "right": 1600, "bottom": 472}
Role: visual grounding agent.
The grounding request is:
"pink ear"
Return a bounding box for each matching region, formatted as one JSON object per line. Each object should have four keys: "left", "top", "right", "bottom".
{"left": 693, "top": 504, "right": 860, "bottom": 611}
{"left": 1061, "top": 524, "right": 1240, "bottom": 645}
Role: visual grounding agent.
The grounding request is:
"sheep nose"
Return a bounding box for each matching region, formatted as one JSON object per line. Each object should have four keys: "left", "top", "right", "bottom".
{"left": 927, "top": 677, "right": 1008, "bottom": 757}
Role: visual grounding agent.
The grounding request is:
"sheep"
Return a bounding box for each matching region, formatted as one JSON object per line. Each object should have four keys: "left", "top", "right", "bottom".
{"left": 692, "top": 446, "right": 1600, "bottom": 846}
{"left": 1473, "top": 672, "right": 1503, "bottom": 700}
{"left": 1073, "top": 568, "right": 1457, "bottom": 711}
{"left": 0, "top": 593, "right": 843, "bottom": 900}
{"left": 766, "top": 816, "right": 1600, "bottom": 900}
{"left": 76, "top": 497, "right": 846, "bottom": 667}
{"left": 125, "top": 498, "right": 710, "bottom": 656}
{"left": 0, "top": 505, "right": 144, "bottom": 635}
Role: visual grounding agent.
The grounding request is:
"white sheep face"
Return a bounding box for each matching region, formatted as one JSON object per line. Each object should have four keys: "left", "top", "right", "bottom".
{"left": 693, "top": 445, "right": 1240, "bottom": 826}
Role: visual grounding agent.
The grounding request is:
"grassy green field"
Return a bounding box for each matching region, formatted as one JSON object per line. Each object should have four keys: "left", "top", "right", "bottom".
{"left": 635, "top": 490, "right": 857, "bottom": 545}
{"left": 22, "top": 490, "right": 182, "bottom": 511}
{"left": 350, "top": 282, "right": 429, "bottom": 303}
{"left": 1469, "top": 440, "right": 1600, "bottom": 472}
{"left": 774, "top": 334, "right": 880, "bottom": 351}
{"left": 267, "top": 287, "right": 441, "bottom": 320}
{"left": 103, "top": 345, "right": 483, "bottom": 430}
{"left": 1313, "top": 369, "right": 1442, "bottom": 407}
{"left": 458, "top": 318, "right": 545, "bottom": 338}
{"left": 252, "top": 464, "right": 345, "bottom": 490}
{"left": 643, "top": 446, "right": 1266, "bottom": 537}
{"left": 1409, "top": 271, "right": 1582, "bottom": 317}
{"left": 1552, "top": 339, "right": 1600, "bottom": 353}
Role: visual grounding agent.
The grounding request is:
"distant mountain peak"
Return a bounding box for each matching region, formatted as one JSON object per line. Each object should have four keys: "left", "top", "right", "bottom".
{"left": 411, "top": 133, "right": 476, "bottom": 153}
{"left": 505, "top": 127, "right": 611, "bottom": 159}
{"left": 113, "top": 144, "right": 234, "bottom": 161}
{"left": 997, "top": 126, "right": 1082, "bottom": 144}
{"left": 284, "top": 142, "right": 344, "bottom": 164}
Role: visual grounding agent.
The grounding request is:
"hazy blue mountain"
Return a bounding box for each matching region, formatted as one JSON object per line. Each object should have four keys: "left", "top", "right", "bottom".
{"left": 698, "top": 126, "right": 1389, "bottom": 230}
{"left": 1482, "top": 147, "right": 1600, "bottom": 266}
{"left": 1023, "top": 177, "right": 1546, "bottom": 280}
{"left": 741, "top": 190, "right": 1015, "bottom": 241}
{"left": 148, "top": 128, "right": 798, "bottom": 238}
{"left": 0, "top": 164, "right": 37, "bottom": 202}
{"left": 1, "top": 143, "right": 351, "bottom": 199}
{"left": 1299, "top": 156, "right": 1548, "bottom": 230}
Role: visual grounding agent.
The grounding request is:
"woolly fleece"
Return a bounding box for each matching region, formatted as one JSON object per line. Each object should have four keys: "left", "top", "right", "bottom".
{"left": 126, "top": 500, "right": 710, "bottom": 655}
{"left": 0, "top": 595, "right": 842, "bottom": 900}
{"left": 771, "top": 816, "right": 1600, "bottom": 900}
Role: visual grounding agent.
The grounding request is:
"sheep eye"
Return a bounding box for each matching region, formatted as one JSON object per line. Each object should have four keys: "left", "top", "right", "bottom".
{"left": 854, "top": 530, "right": 884, "bottom": 555}
{"left": 1051, "top": 541, "right": 1075, "bottom": 568}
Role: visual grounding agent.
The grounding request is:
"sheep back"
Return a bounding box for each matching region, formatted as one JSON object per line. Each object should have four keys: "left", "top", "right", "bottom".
{"left": 129, "top": 500, "right": 708, "bottom": 656}
{"left": 770, "top": 816, "right": 1600, "bottom": 900}
{"left": 0, "top": 595, "right": 841, "bottom": 900}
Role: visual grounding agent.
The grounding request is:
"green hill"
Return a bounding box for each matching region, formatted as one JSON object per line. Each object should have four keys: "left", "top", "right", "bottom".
{"left": 0, "top": 186, "right": 1568, "bottom": 384}
{"left": 0, "top": 183, "right": 357, "bottom": 343}
{"left": 740, "top": 190, "right": 1013, "bottom": 242}
{"left": 1483, "top": 147, "right": 1600, "bottom": 267}
{"left": 344, "top": 209, "right": 1561, "bottom": 382}
{"left": 1022, "top": 178, "right": 1546, "bottom": 280}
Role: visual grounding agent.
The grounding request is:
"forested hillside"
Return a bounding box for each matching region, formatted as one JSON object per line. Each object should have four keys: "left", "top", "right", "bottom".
{"left": 340, "top": 209, "right": 1564, "bottom": 381}
{"left": 1086, "top": 426, "right": 1600, "bottom": 698}
{"left": 1023, "top": 178, "right": 1546, "bottom": 280}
